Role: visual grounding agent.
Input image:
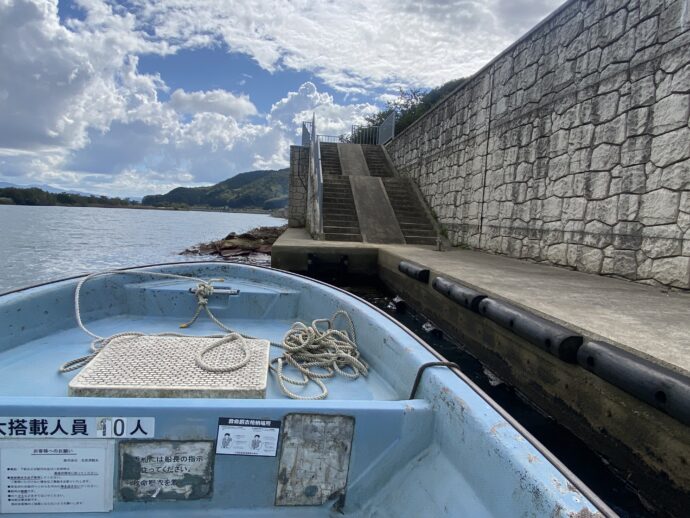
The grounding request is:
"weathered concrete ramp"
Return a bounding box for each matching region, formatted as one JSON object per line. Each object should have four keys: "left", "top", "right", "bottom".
{"left": 337, "top": 144, "right": 369, "bottom": 176}
{"left": 350, "top": 176, "right": 404, "bottom": 244}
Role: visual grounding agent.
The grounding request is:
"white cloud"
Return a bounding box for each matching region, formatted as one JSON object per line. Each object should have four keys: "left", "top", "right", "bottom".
{"left": 39, "top": 80, "right": 374, "bottom": 195}
{"left": 132, "top": 0, "right": 563, "bottom": 92}
{"left": 170, "top": 89, "right": 257, "bottom": 119}
{"left": 269, "top": 82, "right": 377, "bottom": 136}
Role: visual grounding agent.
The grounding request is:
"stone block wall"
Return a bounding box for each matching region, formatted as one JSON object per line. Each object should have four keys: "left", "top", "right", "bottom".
{"left": 288, "top": 146, "right": 309, "bottom": 227}
{"left": 386, "top": 0, "right": 690, "bottom": 289}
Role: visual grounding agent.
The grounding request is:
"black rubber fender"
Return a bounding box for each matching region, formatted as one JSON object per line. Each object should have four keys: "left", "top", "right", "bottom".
{"left": 477, "top": 298, "right": 582, "bottom": 362}
{"left": 578, "top": 341, "right": 690, "bottom": 425}
{"left": 398, "top": 261, "right": 430, "bottom": 283}
{"left": 432, "top": 276, "right": 486, "bottom": 312}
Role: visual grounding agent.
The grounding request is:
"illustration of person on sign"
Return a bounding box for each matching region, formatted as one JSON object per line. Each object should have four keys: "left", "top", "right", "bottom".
{"left": 251, "top": 434, "right": 262, "bottom": 450}
{"left": 222, "top": 433, "right": 232, "bottom": 449}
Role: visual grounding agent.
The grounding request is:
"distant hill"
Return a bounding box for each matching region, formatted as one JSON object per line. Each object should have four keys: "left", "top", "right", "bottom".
{"left": 0, "top": 181, "right": 94, "bottom": 197}
{"left": 141, "top": 168, "right": 289, "bottom": 210}
{"left": 0, "top": 186, "right": 137, "bottom": 208}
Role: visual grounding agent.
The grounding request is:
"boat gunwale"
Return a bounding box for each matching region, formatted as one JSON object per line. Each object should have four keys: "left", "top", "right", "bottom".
{"left": 0, "top": 260, "right": 615, "bottom": 517}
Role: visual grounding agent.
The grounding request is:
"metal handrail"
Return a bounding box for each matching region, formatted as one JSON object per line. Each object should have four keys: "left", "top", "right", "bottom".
{"left": 300, "top": 115, "right": 324, "bottom": 238}
{"left": 309, "top": 114, "right": 323, "bottom": 238}
{"left": 350, "top": 124, "right": 379, "bottom": 144}
{"left": 317, "top": 134, "right": 344, "bottom": 143}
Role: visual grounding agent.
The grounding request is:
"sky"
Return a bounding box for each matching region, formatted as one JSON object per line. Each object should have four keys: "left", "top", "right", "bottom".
{"left": 0, "top": 0, "right": 563, "bottom": 197}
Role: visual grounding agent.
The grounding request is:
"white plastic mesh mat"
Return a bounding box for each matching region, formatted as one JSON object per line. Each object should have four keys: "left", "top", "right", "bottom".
{"left": 68, "top": 335, "right": 270, "bottom": 398}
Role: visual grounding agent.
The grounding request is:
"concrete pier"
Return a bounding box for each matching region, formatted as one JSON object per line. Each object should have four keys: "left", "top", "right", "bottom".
{"left": 272, "top": 228, "right": 690, "bottom": 514}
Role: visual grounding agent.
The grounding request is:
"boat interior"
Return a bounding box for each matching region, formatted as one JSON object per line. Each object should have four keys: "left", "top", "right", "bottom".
{"left": 0, "top": 263, "right": 603, "bottom": 516}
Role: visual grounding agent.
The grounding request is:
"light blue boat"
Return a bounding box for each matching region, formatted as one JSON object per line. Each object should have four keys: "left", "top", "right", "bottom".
{"left": 0, "top": 262, "right": 612, "bottom": 516}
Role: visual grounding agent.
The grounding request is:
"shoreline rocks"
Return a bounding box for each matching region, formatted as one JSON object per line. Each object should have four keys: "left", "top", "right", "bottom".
{"left": 181, "top": 225, "right": 286, "bottom": 266}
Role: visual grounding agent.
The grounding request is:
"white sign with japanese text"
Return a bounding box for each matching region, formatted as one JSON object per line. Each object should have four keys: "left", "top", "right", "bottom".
{"left": 0, "top": 417, "right": 155, "bottom": 439}
{"left": 0, "top": 439, "right": 114, "bottom": 514}
{"left": 215, "top": 417, "right": 280, "bottom": 457}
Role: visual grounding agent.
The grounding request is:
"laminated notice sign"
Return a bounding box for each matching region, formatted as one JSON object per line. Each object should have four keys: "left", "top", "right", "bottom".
{"left": 215, "top": 418, "right": 280, "bottom": 457}
{"left": 0, "top": 439, "right": 114, "bottom": 514}
{"left": 119, "top": 441, "right": 214, "bottom": 501}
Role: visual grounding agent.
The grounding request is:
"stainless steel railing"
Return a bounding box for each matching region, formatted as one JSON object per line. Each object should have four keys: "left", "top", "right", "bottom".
{"left": 317, "top": 134, "right": 344, "bottom": 143}
{"left": 304, "top": 115, "right": 323, "bottom": 238}
{"left": 349, "top": 124, "right": 379, "bottom": 144}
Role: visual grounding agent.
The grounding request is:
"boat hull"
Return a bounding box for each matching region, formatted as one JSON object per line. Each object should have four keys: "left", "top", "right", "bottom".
{"left": 0, "top": 262, "right": 607, "bottom": 516}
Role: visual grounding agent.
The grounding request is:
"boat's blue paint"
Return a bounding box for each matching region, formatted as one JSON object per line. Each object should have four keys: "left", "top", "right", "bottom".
{"left": 0, "top": 262, "right": 606, "bottom": 516}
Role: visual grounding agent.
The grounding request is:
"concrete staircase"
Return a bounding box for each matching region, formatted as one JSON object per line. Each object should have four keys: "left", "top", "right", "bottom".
{"left": 314, "top": 143, "right": 438, "bottom": 245}
{"left": 361, "top": 144, "right": 394, "bottom": 177}
{"left": 320, "top": 143, "right": 342, "bottom": 175}
{"left": 382, "top": 178, "right": 438, "bottom": 245}
{"left": 322, "top": 175, "right": 362, "bottom": 242}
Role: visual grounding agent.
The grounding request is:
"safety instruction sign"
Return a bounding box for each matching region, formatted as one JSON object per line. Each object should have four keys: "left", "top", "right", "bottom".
{"left": 119, "top": 441, "right": 214, "bottom": 501}
{"left": 0, "top": 417, "right": 155, "bottom": 439}
{"left": 215, "top": 418, "right": 280, "bottom": 457}
{"left": 0, "top": 439, "right": 114, "bottom": 514}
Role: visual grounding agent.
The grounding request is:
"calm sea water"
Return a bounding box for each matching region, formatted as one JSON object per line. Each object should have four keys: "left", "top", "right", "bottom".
{"left": 0, "top": 205, "right": 285, "bottom": 293}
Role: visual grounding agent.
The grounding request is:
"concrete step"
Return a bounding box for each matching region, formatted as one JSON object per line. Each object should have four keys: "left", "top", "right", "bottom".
{"left": 323, "top": 197, "right": 352, "bottom": 203}
{"left": 323, "top": 213, "right": 358, "bottom": 221}
{"left": 324, "top": 215, "right": 358, "bottom": 222}
{"left": 362, "top": 145, "right": 394, "bottom": 177}
{"left": 324, "top": 211, "right": 357, "bottom": 217}
{"left": 323, "top": 195, "right": 353, "bottom": 201}
{"left": 395, "top": 211, "right": 429, "bottom": 220}
{"left": 399, "top": 223, "right": 435, "bottom": 232}
{"left": 398, "top": 220, "right": 432, "bottom": 228}
{"left": 386, "top": 187, "right": 417, "bottom": 199}
{"left": 323, "top": 192, "right": 354, "bottom": 199}
{"left": 324, "top": 233, "right": 362, "bottom": 242}
{"left": 323, "top": 202, "right": 357, "bottom": 210}
{"left": 323, "top": 198, "right": 355, "bottom": 205}
{"left": 405, "top": 240, "right": 436, "bottom": 245}
{"left": 324, "top": 222, "right": 359, "bottom": 229}
{"left": 323, "top": 189, "right": 352, "bottom": 195}
{"left": 323, "top": 193, "right": 354, "bottom": 200}
{"left": 403, "top": 229, "right": 435, "bottom": 237}
{"left": 324, "top": 223, "right": 360, "bottom": 230}
{"left": 388, "top": 196, "right": 421, "bottom": 203}
{"left": 323, "top": 213, "right": 357, "bottom": 220}
{"left": 320, "top": 142, "right": 343, "bottom": 176}
{"left": 391, "top": 203, "right": 425, "bottom": 212}
{"left": 324, "top": 225, "right": 360, "bottom": 234}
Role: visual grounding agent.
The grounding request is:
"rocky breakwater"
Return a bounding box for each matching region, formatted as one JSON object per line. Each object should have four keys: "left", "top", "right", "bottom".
{"left": 181, "top": 225, "right": 287, "bottom": 266}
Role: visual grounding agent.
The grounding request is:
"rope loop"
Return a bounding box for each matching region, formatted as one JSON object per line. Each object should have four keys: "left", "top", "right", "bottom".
{"left": 195, "top": 333, "right": 251, "bottom": 372}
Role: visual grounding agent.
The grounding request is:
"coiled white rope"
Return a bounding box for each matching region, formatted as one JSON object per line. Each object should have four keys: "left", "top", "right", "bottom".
{"left": 60, "top": 268, "right": 367, "bottom": 400}
{"left": 269, "top": 310, "right": 368, "bottom": 400}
